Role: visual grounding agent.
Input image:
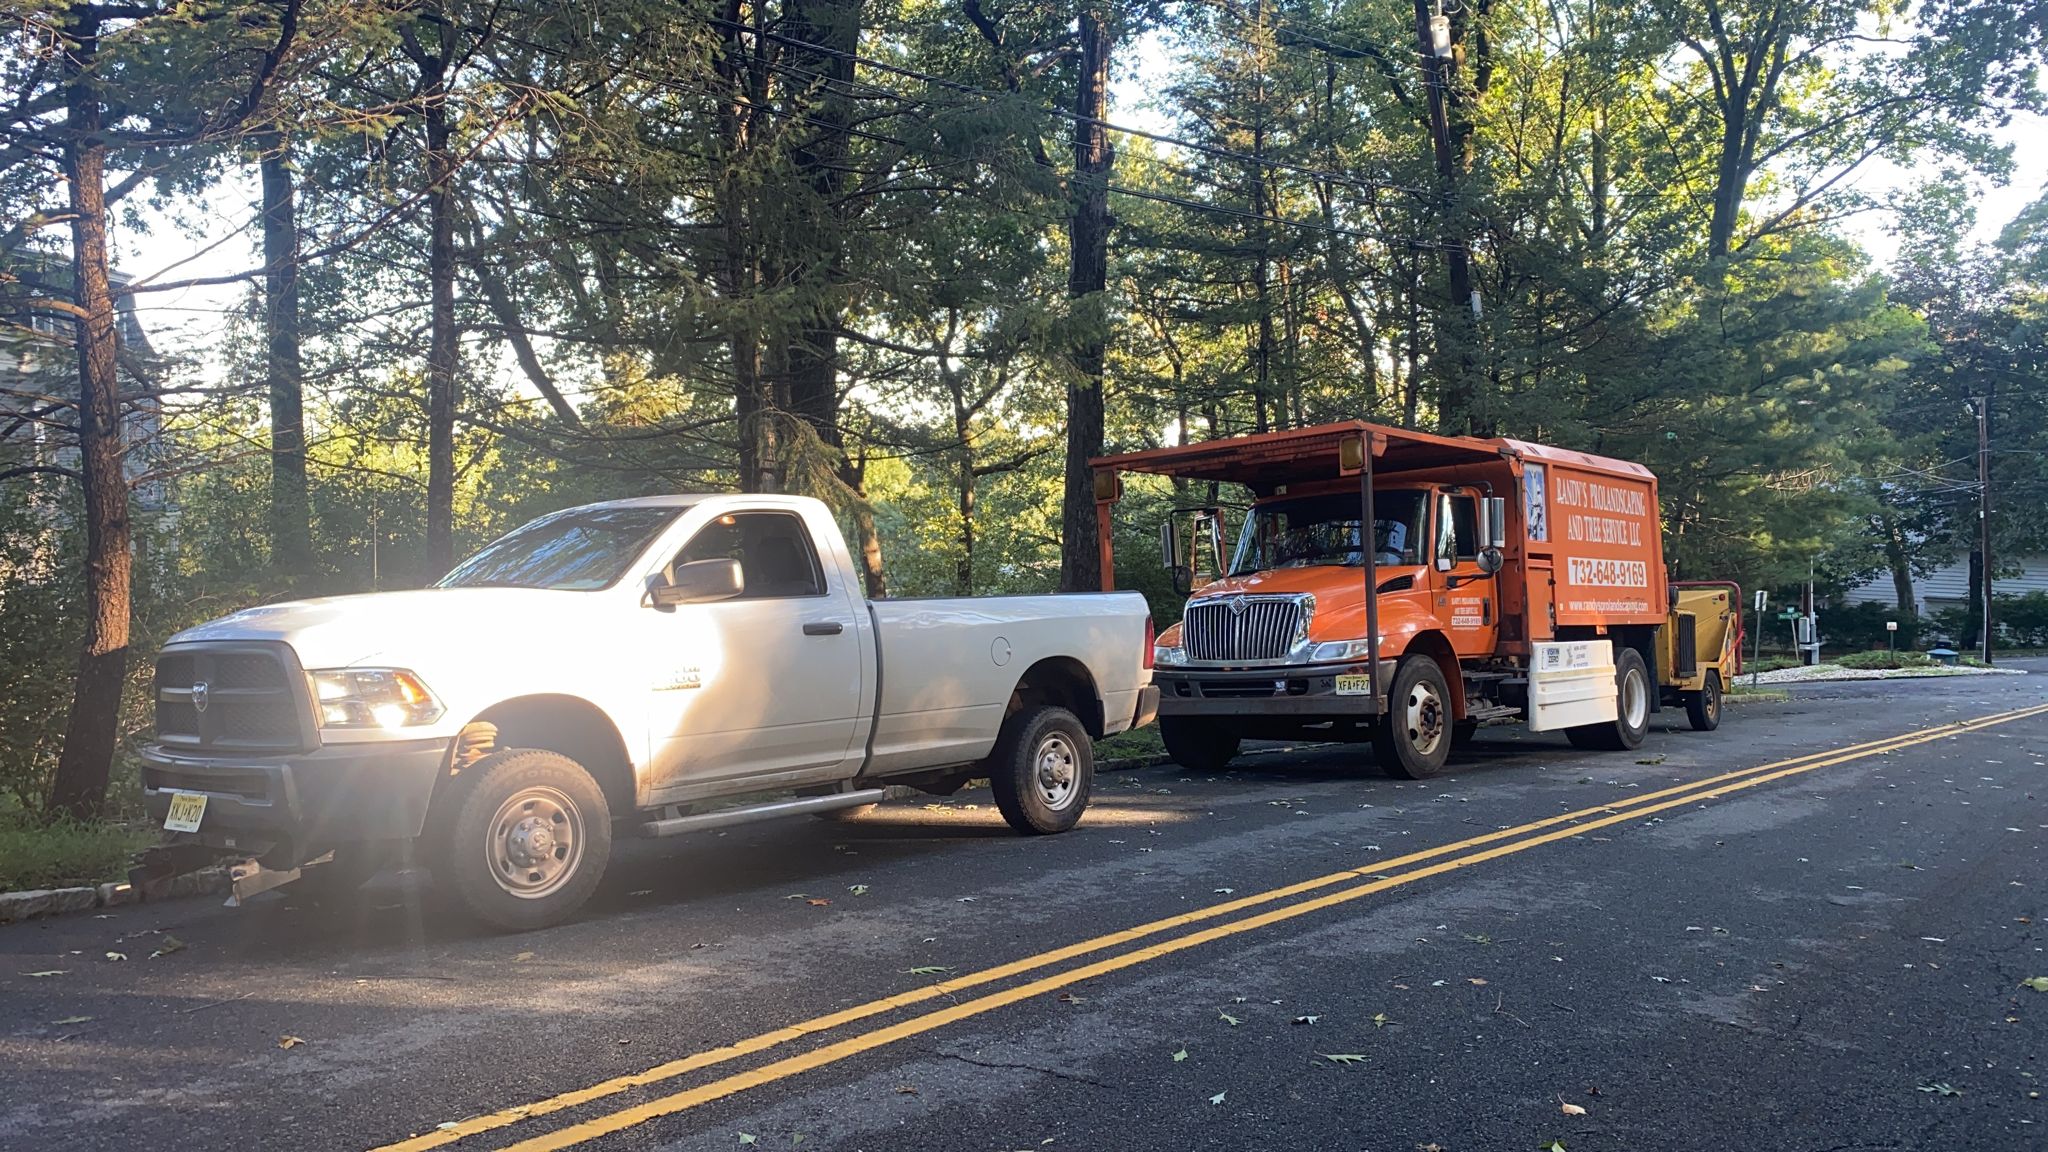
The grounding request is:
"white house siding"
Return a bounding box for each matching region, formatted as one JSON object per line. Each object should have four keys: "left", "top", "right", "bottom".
{"left": 1841, "top": 554, "right": 2048, "bottom": 615}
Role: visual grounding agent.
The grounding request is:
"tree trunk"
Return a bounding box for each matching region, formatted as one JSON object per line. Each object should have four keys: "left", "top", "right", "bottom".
{"left": 844, "top": 454, "right": 886, "bottom": 598}
{"left": 48, "top": 14, "right": 130, "bottom": 821}
{"left": 422, "top": 47, "right": 458, "bottom": 575}
{"left": 1059, "top": 8, "right": 1112, "bottom": 594}
{"left": 1880, "top": 512, "right": 1915, "bottom": 614}
{"left": 781, "top": 0, "right": 858, "bottom": 452}
{"left": 259, "top": 127, "right": 311, "bottom": 583}
{"left": 1413, "top": 0, "right": 1475, "bottom": 432}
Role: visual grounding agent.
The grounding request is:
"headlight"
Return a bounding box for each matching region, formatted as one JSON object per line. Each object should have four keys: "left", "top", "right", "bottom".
{"left": 1153, "top": 645, "right": 1188, "bottom": 667}
{"left": 1310, "top": 639, "right": 1377, "bottom": 663}
{"left": 308, "top": 668, "right": 444, "bottom": 729}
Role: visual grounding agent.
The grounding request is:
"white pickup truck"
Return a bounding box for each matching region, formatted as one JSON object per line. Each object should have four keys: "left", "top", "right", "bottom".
{"left": 140, "top": 494, "right": 1158, "bottom": 930}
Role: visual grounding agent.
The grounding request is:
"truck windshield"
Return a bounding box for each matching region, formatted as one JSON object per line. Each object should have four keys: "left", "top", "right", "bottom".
{"left": 1230, "top": 491, "right": 1427, "bottom": 575}
{"left": 438, "top": 506, "right": 681, "bottom": 591}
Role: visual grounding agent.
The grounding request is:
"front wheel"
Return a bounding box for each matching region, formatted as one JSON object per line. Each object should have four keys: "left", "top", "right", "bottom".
{"left": 989, "top": 705, "right": 1093, "bottom": 835}
{"left": 1373, "top": 656, "right": 1453, "bottom": 779}
{"left": 428, "top": 748, "right": 612, "bottom": 932}
{"left": 1159, "top": 716, "right": 1242, "bottom": 773}
{"left": 1685, "top": 670, "right": 1723, "bottom": 732}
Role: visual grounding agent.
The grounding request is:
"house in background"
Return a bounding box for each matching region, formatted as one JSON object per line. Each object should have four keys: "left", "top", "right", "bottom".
{"left": 1840, "top": 554, "right": 2048, "bottom": 617}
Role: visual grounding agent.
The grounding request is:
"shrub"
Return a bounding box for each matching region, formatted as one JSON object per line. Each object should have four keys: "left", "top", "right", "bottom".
{"left": 1821, "top": 602, "right": 1919, "bottom": 652}
{"left": 1834, "top": 650, "right": 1934, "bottom": 671}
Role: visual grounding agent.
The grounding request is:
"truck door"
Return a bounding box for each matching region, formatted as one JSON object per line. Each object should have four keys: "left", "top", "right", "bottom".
{"left": 643, "top": 510, "right": 864, "bottom": 796}
{"left": 1433, "top": 490, "right": 1501, "bottom": 658}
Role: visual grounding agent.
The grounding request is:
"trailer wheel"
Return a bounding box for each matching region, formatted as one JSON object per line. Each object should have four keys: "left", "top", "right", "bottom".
{"left": 1566, "top": 648, "right": 1651, "bottom": 751}
{"left": 989, "top": 705, "right": 1093, "bottom": 835}
{"left": 427, "top": 748, "right": 612, "bottom": 932}
{"left": 1374, "top": 656, "right": 1453, "bottom": 779}
{"left": 1685, "top": 670, "right": 1723, "bottom": 732}
{"left": 1160, "top": 717, "right": 1242, "bottom": 773}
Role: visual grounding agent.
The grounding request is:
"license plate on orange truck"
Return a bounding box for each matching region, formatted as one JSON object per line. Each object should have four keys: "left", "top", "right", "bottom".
{"left": 163, "top": 791, "right": 207, "bottom": 833}
{"left": 1335, "top": 674, "right": 1372, "bottom": 695}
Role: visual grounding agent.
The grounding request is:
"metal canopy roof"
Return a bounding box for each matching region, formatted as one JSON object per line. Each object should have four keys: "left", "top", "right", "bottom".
{"left": 1091, "top": 420, "right": 1653, "bottom": 493}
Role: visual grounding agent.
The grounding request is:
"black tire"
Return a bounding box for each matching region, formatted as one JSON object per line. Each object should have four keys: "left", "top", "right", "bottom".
{"left": 426, "top": 748, "right": 612, "bottom": 932}
{"left": 1372, "top": 656, "right": 1454, "bottom": 779}
{"left": 1685, "top": 670, "right": 1723, "bottom": 732}
{"left": 1159, "top": 716, "right": 1242, "bottom": 773}
{"left": 989, "top": 705, "right": 1093, "bottom": 835}
{"left": 1566, "top": 647, "right": 1651, "bottom": 751}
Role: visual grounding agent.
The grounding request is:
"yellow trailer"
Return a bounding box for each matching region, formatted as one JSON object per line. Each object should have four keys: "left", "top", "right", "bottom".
{"left": 1658, "top": 580, "right": 1743, "bottom": 731}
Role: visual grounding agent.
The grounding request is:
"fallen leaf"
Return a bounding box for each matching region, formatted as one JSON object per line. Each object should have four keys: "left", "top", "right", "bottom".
{"left": 2022, "top": 976, "right": 2048, "bottom": 993}
{"left": 1560, "top": 1103, "right": 1587, "bottom": 1116}
{"left": 894, "top": 1084, "right": 918, "bottom": 1095}
{"left": 20, "top": 970, "right": 66, "bottom": 978}
{"left": 902, "top": 966, "right": 953, "bottom": 976}
{"left": 1917, "top": 1082, "right": 1961, "bottom": 1097}
{"left": 50, "top": 1016, "right": 93, "bottom": 1025}
{"left": 1919, "top": 937, "right": 1946, "bottom": 944}
{"left": 1468, "top": 978, "right": 1488, "bottom": 986}
{"left": 957, "top": 896, "right": 978, "bottom": 903}
{"left": 1650, "top": 976, "right": 1673, "bottom": 984}
{"left": 1217, "top": 1011, "right": 1241, "bottom": 1026}
{"left": 848, "top": 885, "right": 869, "bottom": 896}
{"left": 1056, "top": 992, "right": 1086, "bottom": 1004}
{"left": 805, "top": 898, "right": 832, "bottom": 907}
{"left": 1635, "top": 756, "right": 1664, "bottom": 765}
{"left": 1322, "top": 1053, "right": 1369, "bottom": 1064}
{"left": 514, "top": 952, "right": 535, "bottom": 962}
{"left": 1214, "top": 888, "right": 1235, "bottom": 894}
{"left": 104, "top": 952, "right": 127, "bottom": 962}
{"left": 278, "top": 1035, "right": 306, "bottom": 1049}
{"left": 1293, "top": 1015, "right": 1321, "bottom": 1026}
{"left": 739, "top": 1134, "right": 757, "bottom": 1145}
{"left": 783, "top": 893, "right": 809, "bottom": 900}
{"left": 149, "top": 936, "right": 186, "bottom": 959}
{"left": 1430, "top": 980, "right": 1448, "bottom": 987}
{"left": 1172, "top": 1048, "right": 1189, "bottom": 1062}
{"left": 1209, "top": 1091, "right": 1226, "bottom": 1105}
{"left": 1543, "top": 1143, "right": 1568, "bottom": 1152}
{"left": 1372, "top": 1012, "right": 1391, "bottom": 1028}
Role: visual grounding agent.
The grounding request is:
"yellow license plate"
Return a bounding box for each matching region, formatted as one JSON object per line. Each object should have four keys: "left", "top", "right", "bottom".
{"left": 1334, "top": 674, "right": 1373, "bottom": 696}
{"left": 163, "top": 791, "right": 208, "bottom": 833}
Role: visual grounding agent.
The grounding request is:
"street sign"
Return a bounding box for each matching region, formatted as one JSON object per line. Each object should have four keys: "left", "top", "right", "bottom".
{"left": 1754, "top": 590, "right": 1768, "bottom": 612}
{"left": 1886, "top": 621, "right": 1898, "bottom": 632}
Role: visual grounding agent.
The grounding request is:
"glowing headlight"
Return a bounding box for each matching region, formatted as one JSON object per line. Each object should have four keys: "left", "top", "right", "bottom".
{"left": 1310, "top": 639, "right": 1377, "bottom": 663}
{"left": 1153, "top": 645, "right": 1188, "bottom": 667}
{"left": 308, "top": 668, "right": 444, "bottom": 729}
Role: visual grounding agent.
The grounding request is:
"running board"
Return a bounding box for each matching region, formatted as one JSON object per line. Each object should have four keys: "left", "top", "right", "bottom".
{"left": 639, "top": 788, "right": 889, "bottom": 838}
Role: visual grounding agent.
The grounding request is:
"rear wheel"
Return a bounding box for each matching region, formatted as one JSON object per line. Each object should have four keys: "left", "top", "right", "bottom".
{"left": 1373, "top": 656, "right": 1453, "bottom": 779}
{"left": 1685, "top": 670, "right": 1723, "bottom": 732}
{"left": 1159, "top": 716, "right": 1242, "bottom": 773}
{"left": 989, "top": 705, "right": 1093, "bottom": 835}
{"left": 1566, "top": 647, "right": 1651, "bottom": 751}
{"left": 428, "top": 748, "right": 612, "bottom": 932}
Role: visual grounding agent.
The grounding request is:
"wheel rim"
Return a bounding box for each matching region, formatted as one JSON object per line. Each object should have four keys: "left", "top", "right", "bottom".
{"left": 485, "top": 785, "right": 585, "bottom": 900}
{"left": 1033, "top": 733, "right": 1081, "bottom": 811}
{"left": 1622, "top": 667, "right": 1648, "bottom": 729}
{"left": 1706, "top": 680, "right": 1721, "bottom": 721}
{"left": 1403, "top": 678, "right": 1446, "bottom": 757}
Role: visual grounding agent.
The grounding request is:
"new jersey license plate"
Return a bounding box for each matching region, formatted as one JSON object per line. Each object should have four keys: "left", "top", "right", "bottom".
{"left": 1334, "top": 674, "right": 1373, "bottom": 696}
{"left": 163, "top": 791, "right": 207, "bottom": 833}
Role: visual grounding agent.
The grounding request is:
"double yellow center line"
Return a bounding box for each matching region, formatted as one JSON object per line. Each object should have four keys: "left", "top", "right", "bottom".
{"left": 377, "top": 701, "right": 2048, "bottom": 1152}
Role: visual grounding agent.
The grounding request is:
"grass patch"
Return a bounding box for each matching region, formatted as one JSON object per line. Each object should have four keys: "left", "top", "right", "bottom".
{"left": 1746, "top": 655, "right": 1803, "bottom": 674}
{"left": 0, "top": 810, "right": 153, "bottom": 892}
{"left": 1096, "top": 724, "right": 1166, "bottom": 762}
{"left": 1833, "top": 650, "right": 1935, "bottom": 671}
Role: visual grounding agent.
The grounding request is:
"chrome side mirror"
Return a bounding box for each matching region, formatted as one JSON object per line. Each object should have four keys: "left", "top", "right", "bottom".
{"left": 1477, "top": 547, "right": 1505, "bottom": 574}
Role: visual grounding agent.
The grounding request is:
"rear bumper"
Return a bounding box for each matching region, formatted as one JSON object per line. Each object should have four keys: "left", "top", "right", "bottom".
{"left": 140, "top": 738, "right": 448, "bottom": 864}
{"left": 1155, "top": 661, "right": 1395, "bottom": 718}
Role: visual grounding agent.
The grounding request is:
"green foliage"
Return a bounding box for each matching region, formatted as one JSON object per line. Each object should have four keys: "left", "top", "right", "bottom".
{"left": 1823, "top": 603, "right": 1922, "bottom": 652}
{"left": 1833, "top": 650, "right": 1934, "bottom": 671}
{"left": 0, "top": 807, "right": 153, "bottom": 892}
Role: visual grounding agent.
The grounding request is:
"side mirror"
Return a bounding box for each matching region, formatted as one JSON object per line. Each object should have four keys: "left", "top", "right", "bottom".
{"left": 1159, "top": 520, "right": 1185, "bottom": 570}
{"left": 1480, "top": 496, "right": 1508, "bottom": 549}
{"left": 1476, "top": 547, "right": 1504, "bottom": 574}
{"left": 650, "top": 557, "right": 744, "bottom": 608}
{"left": 1205, "top": 513, "right": 1227, "bottom": 578}
{"left": 1170, "top": 564, "right": 1194, "bottom": 596}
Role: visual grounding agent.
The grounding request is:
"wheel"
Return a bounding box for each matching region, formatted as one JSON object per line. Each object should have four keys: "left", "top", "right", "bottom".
{"left": 1372, "top": 656, "right": 1453, "bottom": 779}
{"left": 427, "top": 748, "right": 612, "bottom": 932}
{"left": 989, "top": 705, "right": 1093, "bottom": 835}
{"left": 1685, "top": 670, "right": 1723, "bottom": 732}
{"left": 1566, "top": 647, "right": 1651, "bottom": 751}
{"left": 1159, "top": 716, "right": 1242, "bottom": 773}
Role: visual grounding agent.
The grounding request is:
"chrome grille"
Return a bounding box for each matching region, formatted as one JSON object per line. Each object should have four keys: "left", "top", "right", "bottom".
{"left": 1182, "top": 596, "right": 1309, "bottom": 662}
{"left": 154, "top": 644, "right": 313, "bottom": 753}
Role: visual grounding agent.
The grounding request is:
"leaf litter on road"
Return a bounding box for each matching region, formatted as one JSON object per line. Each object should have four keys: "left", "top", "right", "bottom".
{"left": 1217, "top": 1011, "right": 1241, "bottom": 1026}
{"left": 278, "top": 1036, "right": 306, "bottom": 1049}
{"left": 1321, "top": 1053, "right": 1369, "bottom": 1064}
{"left": 1172, "top": 1048, "right": 1188, "bottom": 1062}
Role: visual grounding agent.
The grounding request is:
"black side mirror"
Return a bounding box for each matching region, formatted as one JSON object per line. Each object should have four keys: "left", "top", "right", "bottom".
{"left": 650, "top": 557, "right": 745, "bottom": 608}
{"left": 1170, "top": 564, "right": 1194, "bottom": 596}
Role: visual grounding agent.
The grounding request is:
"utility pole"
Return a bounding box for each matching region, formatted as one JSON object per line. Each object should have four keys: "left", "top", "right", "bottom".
{"left": 1975, "top": 395, "right": 1993, "bottom": 665}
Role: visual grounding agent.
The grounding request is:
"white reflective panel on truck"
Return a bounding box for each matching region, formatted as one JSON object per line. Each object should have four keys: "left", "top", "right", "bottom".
{"left": 1526, "top": 640, "right": 1618, "bottom": 732}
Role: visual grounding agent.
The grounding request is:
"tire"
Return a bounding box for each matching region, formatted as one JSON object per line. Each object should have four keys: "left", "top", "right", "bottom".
{"left": 426, "top": 748, "right": 612, "bottom": 932}
{"left": 1159, "top": 716, "right": 1242, "bottom": 773}
{"left": 1566, "top": 647, "right": 1651, "bottom": 751}
{"left": 1372, "top": 656, "right": 1454, "bottom": 779}
{"left": 989, "top": 705, "right": 1093, "bottom": 835}
{"left": 1685, "top": 670, "right": 1723, "bottom": 732}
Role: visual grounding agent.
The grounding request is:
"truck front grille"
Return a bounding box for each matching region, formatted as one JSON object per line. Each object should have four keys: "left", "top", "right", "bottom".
{"left": 1182, "top": 596, "right": 1310, "bottom": 662}
{"left": 154, "top": 643, "right": 314, "bottom": 754}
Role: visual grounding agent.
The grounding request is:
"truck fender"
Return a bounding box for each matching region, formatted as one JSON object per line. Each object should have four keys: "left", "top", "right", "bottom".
{"left": 1400, "top": 631, "right": 1467, "bottom": 720}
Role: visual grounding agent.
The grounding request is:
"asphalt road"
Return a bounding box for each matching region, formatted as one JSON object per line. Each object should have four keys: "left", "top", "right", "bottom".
{"left": 5, "top": 667, "right": 2046, "bottom": 1152}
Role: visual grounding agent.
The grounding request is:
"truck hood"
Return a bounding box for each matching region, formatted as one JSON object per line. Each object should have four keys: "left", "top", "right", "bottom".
{"left": 166, "top": 587, "right": 599, "bottom": 669}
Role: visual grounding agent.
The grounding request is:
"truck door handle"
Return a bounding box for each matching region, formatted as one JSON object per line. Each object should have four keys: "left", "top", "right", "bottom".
{"left": 803, "top": 621, "right": 846, "bottom": 636}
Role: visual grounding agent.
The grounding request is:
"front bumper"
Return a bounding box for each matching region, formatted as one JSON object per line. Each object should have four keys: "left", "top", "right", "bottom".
{"left": 1154, "top": 660, "right": 1396, "bottom": 717}
{"left": 140, "top": 738, "right": 448, "bottom": 864}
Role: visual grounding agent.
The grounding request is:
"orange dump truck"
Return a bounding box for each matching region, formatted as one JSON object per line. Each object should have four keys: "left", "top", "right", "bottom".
{"left": 1090, "top": 421, "right": 1735, "bottom": 779}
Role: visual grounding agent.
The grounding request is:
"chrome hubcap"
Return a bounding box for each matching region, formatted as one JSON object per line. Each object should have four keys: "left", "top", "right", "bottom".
{"left": 1033, "top": 734, "right": 1081, "bottom": 811}
{"left": 487, "top": 786, "right": 584, "bottom": 899}
{"left": 1404, "top": 681, "right": 1446, "bottom": 757}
